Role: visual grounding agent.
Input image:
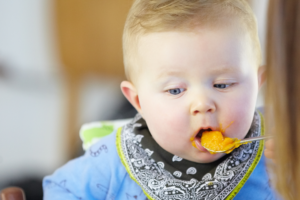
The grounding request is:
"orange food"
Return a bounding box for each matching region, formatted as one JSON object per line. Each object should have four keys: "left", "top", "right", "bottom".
{"left": 201, "top": 131, "right": 241, "bottom": 154}
{"left": 191, "top": 139, "right": 197, "bottom": 149}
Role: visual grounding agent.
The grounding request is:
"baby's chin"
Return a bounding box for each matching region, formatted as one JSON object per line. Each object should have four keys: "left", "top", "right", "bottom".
{"left": 182, "top": 151, "right": 227, "bottom": 164}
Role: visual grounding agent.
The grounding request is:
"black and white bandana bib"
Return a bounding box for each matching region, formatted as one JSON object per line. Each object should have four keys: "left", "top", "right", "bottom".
{"left": 116, "top": 111, "right": 265, "bottom": 200}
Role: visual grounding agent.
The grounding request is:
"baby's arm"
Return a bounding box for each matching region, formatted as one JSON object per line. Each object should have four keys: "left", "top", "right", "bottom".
{"left": 43, "top": 140, "right": 115, "bottom": 200}
{"left": 43, "top": 154, "right": 107, "bottom": 199}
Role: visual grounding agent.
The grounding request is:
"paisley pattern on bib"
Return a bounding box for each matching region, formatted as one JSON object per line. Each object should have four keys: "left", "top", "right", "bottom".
{"left": 116, "top": 112, "right": 264, "bottom": 200}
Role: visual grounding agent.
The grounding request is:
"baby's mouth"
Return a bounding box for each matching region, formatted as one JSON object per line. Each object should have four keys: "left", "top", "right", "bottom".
{"left": 196, "top": 128, "right": 212, "bottom": 139}
{"left": 196, "top": 128, "right": 212, "bottom": 138}
{"left": 191, "top": 128, "right": 213, "bottom": 152}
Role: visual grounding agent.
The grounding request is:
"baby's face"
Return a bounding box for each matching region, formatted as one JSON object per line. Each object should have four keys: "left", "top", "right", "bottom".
{"left": 134, "top": 27, "right": 261, "bottom": 163}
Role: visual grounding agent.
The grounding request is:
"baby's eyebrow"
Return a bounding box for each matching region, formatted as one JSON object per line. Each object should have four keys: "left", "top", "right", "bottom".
{"left": 209, "top": 66, "right": 237, "bottom": 74}
{"left": 156, "top": 69, "right": 183, "bottom": 80}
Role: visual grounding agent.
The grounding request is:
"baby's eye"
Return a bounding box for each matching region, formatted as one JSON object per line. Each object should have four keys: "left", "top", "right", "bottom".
{"left": 214, "top": 84, "right": 231, "bottom": 89}
{"left": 168, "top": 88, "right": 185, "bottom": 95}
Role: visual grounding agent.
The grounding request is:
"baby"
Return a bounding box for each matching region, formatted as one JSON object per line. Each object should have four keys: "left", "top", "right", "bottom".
{"left": 43, "top": 0, "right": 279, "bottom": 199}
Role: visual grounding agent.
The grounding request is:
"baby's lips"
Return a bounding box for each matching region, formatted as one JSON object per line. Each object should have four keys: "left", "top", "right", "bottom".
{"left": 191, "top": 137, "right": 208, "bottom": 152}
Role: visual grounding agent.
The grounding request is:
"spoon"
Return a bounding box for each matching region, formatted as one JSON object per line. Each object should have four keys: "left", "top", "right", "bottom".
{"left": 203, "top": 135, "right": 273, "bottom": 153}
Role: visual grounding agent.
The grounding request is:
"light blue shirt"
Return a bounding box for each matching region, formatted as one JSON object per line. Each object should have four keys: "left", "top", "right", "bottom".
{"left": 43, "top": 130, "right": 279, "bottom": 200}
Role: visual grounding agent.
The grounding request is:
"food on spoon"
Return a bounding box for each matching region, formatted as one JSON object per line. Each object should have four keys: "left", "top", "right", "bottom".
{"left": 201, "top": 131, "right": 242, "bottom": 154}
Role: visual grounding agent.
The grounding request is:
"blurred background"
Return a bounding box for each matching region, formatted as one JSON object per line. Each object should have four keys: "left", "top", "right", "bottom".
{"left": 0, "top": 0, "right": 268, "bottom": 199}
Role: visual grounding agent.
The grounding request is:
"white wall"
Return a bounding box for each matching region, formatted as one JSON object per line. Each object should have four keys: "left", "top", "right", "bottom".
{"left": 0, "top": 0, "right": 59, "bottom": 75}
{"left": 0, "top": 78, "right": 67, "bottom": 183}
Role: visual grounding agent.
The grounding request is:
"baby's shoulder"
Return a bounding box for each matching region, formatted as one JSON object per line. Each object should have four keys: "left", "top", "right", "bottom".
{"left": 43, "top": 127, "right": 142, "bottom": 199}
{"left": 84, "top": 129, "right": 120, "bottom": 169}
{"left": 79, "top": 119, "right": 129, "bottom": 167}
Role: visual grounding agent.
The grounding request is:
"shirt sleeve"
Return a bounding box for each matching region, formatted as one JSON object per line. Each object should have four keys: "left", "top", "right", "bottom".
{"left": 43, "top": 135, "right": 117, "bottom": 200}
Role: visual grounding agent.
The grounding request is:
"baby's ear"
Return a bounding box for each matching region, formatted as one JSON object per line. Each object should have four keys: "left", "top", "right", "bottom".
{"left": 258, "top": 65, "right": 266, "bottom": 89}
{"left": 120, "top": 81, "right": 142, "bottom": 113}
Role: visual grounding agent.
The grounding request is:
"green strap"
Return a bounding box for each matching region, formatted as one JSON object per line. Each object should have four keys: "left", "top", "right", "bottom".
{"left": 116, "top": 127, "right": 156, "bottom": 200}
{"left": 225, "top": 111, "right": 265, "bottom": 199}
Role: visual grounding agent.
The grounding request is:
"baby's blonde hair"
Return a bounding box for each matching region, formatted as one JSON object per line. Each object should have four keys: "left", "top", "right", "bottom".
{"left": 123, "top": 0, "right": 261, "bottom": 82}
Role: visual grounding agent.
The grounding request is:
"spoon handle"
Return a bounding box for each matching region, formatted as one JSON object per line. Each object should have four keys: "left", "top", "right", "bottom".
{"left": 240, "top": 135, "right": 273, "bottom": 144}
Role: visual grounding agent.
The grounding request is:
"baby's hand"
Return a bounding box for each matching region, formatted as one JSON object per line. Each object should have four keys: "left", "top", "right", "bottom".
{"left": 264, "top": 139, "right": 275, "bottom": 160}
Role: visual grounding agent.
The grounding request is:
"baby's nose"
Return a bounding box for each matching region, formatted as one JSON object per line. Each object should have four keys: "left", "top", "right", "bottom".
{"left": 190, "top": 95, "right": 216, "bottom": 115}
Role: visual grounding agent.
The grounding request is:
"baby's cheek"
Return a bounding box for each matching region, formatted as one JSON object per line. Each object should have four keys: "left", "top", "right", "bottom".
{"left": 158, "top": 112, "right": 185, "bottom": 136}
{"left": 150, "top": 108, "right": 188, "bottom": 148}
{"left": 165, "top": 110, "right": 185, "bottom": 125}
{"left": 150, "top": 99, "right": 185, "bottom": 124}
{"left": 222, "top": 99, "right": 255, "bottom": 138}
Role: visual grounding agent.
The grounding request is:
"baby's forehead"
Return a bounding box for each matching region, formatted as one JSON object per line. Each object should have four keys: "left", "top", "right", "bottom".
{"left": 133, "top": 30, "right": 256, "bottom": 82}
{"left": 128, "top": 22, "right": 259, "bottom": 84}
{"left": 137, "top": 22, "right": 253, "bottom": 48}
{"left": 136, "top": 27, "right": 254, "bottom": 58}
